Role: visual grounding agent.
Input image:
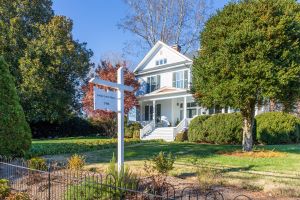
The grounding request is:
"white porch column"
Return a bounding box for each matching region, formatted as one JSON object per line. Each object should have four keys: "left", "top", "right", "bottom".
{"left": 183, "top": 96, "right": 187, "bottom": 119}
{"left": 153, "top": 100, "right": 156, "bottom": 127}
{"left": 222, "top": 108, "right": 225, "bottom": 113}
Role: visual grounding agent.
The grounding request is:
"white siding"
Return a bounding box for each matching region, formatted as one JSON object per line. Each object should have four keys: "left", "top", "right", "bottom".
{"left": 142, "top": 46, "right": 188, "bottom": 71}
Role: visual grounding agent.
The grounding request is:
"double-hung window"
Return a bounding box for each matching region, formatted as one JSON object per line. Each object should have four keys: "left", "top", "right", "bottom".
{"left": 172, "top": 70, "right": 188, "bottom": 89}
{"left": 146, "top": 75, "right": 161, "bottom": 93}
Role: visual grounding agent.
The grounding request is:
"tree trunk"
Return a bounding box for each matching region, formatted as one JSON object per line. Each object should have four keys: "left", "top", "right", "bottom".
{"left": 269, "top": 99, "right": 276, "bottom": 112}
{"left": 241, "top": 102, "right": 256, "bottom": 152}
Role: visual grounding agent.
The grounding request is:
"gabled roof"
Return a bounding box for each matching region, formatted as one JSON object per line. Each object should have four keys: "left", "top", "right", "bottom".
{"left": 133, "top": 41, "right": 192, "bottom": 73}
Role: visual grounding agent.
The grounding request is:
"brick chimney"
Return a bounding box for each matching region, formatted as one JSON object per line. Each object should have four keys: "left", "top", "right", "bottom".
{"left": 171, "top": 44, "right": 181, "bottom": 52}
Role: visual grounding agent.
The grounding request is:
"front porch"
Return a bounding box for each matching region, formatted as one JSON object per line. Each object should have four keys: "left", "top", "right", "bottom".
{"left": 136, "top": 87, "right": 237, "bottom": 141}
{"left": 136, "top": 87, "right": 200, "bottom": 141}
{"left": 138, "top": 96, "right": 199, "bottom": 127}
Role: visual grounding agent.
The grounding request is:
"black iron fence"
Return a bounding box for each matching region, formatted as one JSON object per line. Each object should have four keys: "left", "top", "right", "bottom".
{"left": 0, "top": 156, "right": 252, "bottom": 200}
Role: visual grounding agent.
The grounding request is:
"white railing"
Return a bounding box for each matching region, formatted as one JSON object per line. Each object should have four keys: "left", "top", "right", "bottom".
{"left": 140, "top": 120, "right": 155, "bottom": 139}
{"left": 173, "top": 117, "right": 197, "bottom": 139}
{"left": 173, "top": 118, "right": 187, "bottom": 139}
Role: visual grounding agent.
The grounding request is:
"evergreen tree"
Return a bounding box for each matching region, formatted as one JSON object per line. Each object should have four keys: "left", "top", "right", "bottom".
{"left": 0, "top": 57, "right": 31, "bottom": 156}
{"left": 192, "top": 0, "right": 300, "bottom": 151}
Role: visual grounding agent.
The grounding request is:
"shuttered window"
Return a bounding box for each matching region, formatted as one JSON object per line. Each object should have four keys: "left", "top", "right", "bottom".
{"left": 172, "top": 70, "right": 189, "bottom": 89}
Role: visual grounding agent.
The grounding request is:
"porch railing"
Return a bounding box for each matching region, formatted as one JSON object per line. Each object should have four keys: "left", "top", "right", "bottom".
{"left": 140, "top": 120, "right": 155, "bottom": 139}
{"left": 173, "top": 118, "right": 188, "bottom": 139}
{"left": 173, "top": 116, "right": 197, "bottom": 139}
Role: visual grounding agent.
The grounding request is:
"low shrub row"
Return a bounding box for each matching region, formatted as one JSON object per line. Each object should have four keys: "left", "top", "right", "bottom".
{"left": 187, "top": 112, "right": 300, "bottom": 145}
{"left": 30, "top": 117, "right": 106, "bottom": 138}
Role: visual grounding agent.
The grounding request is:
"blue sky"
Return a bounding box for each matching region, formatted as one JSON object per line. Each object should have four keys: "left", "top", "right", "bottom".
{"left": 52, "top": 0, "right": 229, "bottom": 66}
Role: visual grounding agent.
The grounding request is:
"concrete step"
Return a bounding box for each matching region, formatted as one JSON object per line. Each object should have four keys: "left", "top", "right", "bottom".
{"left": 141, "top": 127, "right": 175, "bottom": 142}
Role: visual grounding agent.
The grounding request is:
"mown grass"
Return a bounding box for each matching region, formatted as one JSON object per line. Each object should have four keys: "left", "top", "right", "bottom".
{"left": 29, "top": 137, "right": 145, "bottom": 156}
{"left": 31, "top": 138, "right": 300, "bottom": 174}
{"left": 30, "top": 137, "right": 300, "bottom": 197}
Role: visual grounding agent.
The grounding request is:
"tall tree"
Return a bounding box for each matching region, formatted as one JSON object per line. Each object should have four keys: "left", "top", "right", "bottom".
{"left": 192, "top": 0, "right": 300, "bottom": 151}
{"left": 0, "top": 1, "right": 93, "bottom": 123}
{"left": 0, "top": 57, "right": 31, "bottom": 156}
{"left": 82, "top": 61, "right": 139, "bottom": 135}
{"left": 0, "top": 0, "right": 53, "bottom": 81}
{"left": 19, "top": 16, "right": 93, "bottom": 122}
{"left": 119, "top": 0, "right": 209, "bottom": 54}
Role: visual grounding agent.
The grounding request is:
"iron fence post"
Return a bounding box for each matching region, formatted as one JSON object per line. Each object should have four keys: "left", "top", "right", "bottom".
{"left": 48, "top": 164, "right": 51, "bottom": 200}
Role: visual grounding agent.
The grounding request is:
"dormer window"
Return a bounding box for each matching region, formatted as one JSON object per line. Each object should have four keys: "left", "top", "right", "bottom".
{"left": 156, "top": 58, "right": 167, "bottom": 66}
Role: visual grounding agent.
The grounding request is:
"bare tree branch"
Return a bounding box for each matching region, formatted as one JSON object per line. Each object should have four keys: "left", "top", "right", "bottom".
{"left": 118, "top": 0, "right": 211, "bottom": 54}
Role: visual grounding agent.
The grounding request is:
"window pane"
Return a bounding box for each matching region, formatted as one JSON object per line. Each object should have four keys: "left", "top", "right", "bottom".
{"left": 160, "top": 59, "right": 163, "bottom": 65}
{"left": 157, "top": 75, "right": 160, "bottom": 89}
{"left": 164, "top": 58, "right": 167, "bottom": 64}
{"left": 184, "top": 70, "right": 188, "bottom": 88}
{"left": 150, "top": 106, "right": 153, "bottom": 120}
{"left": 156, "top": 60, "right": 159, "bottom": 65}
{"left": 145, "top": 106, "right": 149, "bottom": 121}
{"left": 172, "top": 73, "right": 176, "bottom": 87}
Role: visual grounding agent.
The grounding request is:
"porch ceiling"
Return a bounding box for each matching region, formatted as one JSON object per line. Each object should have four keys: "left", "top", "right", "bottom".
{"left": 137, "top": 86, "right": 192, "bottom": 101}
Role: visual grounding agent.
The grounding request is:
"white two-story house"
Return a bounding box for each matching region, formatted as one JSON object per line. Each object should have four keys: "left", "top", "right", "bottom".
{"left": 134, "top": 41, "right": 272, "bottom": 141}
{"left": 134, "top": 41, "right": 230, "bottom": 141}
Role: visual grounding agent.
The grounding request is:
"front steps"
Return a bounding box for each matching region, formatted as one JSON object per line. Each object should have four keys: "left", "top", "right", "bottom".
{"left": 141, "top": 127, "right": 174, "bottom": 142}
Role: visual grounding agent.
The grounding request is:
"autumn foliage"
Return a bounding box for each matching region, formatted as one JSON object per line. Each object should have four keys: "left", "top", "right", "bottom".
{"left": 82, "top": 61, "right": 139, "bottom": 124}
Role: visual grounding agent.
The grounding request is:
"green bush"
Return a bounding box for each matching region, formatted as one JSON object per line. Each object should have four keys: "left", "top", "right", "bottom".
{"left": 188, "top": 115, "right": 211, "bottom": 142}
{"left": 175, "top": 130, "right": 188, "bottom": 142}
{"left": 151, "top": 151, "right": 175, "bottom": 174}
{"left": 28, "top": 157, "right": 47, "bottom": 171}
{"left": 256, "top": 112, "right": 300, "bottom": 144}
{"left": 125, "top": 122, "right": 142, "bottom": 138}
{"left": 67, "top": 154, "right": 85, "bottom": 170}
{"left": 0, "top": 57, "right": 31, "bottom": 156}
{"left": 0, "top": 179, "right": 10, "bottom": 199}
{"left": 188, "top": 113, "right": 243, "bottom": 144}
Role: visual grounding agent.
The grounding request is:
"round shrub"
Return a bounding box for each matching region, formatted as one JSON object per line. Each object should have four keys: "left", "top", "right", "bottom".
{"left": 256, "top": 112, "right": 300, "bottom": 145}
{"left": 188, "top": 113, "right": 243, "bottom": 144}
{"left": 67, "top": 154, "right": 86, "bottom": 170}
{"left": 188, "top": 115, "right": 211, "bottom": 142}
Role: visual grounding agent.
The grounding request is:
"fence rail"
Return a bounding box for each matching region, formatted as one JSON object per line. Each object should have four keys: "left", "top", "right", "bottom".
{"left": 0, "top": 156, "right": 252, "bottom": 200}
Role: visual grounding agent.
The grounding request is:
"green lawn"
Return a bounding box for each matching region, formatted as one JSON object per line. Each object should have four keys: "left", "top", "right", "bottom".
{"left": 31, "top": 137, "right": 300, "bottom": 173}
{"left": 30, "top": 137, "right": 143, "bottom": 156}
{"left": 30, "top": 137, "right": 300, "bottom": 197}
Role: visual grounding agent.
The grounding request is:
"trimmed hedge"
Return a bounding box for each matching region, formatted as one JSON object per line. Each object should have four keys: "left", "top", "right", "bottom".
{"left": 188, "top": 115, "right": 211, "bottom": 142}
{"left": 256, "top": 112, "right": 300, "bottom": 144}
{"left": 30, "top": 117, "right": 105, "bottom": 138}
{"left": 188, "top": 113, "right": 243, "bottom": 144}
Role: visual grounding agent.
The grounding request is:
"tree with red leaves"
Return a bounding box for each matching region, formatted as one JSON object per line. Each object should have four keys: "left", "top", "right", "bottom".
{"left": 82, "top": 61, "right": 140, "bottom": 136}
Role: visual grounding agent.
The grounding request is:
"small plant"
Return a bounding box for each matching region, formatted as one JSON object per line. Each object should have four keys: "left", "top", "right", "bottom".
{"left": 175, "top": 129, "right": 188, "bottom": 142}
{"left": 67, "top": 154, "right": 85, "bottom": 170}
{"left": 64, "top": 153, "right": 138, "bottom": 199}
{"left": 28, "top": 157, "right": 47, "bottom": 171}
{"left": 151, "top": 151, "right": 175, "bottom": 174}
{"left": 0, "top": 179, "right": 10, "bottom": 199}
{"left": 190, "top": 158, "right": 224, "bottom": 190}
{"left": 5, "top": 192, "right": 30, "bottom": 200}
